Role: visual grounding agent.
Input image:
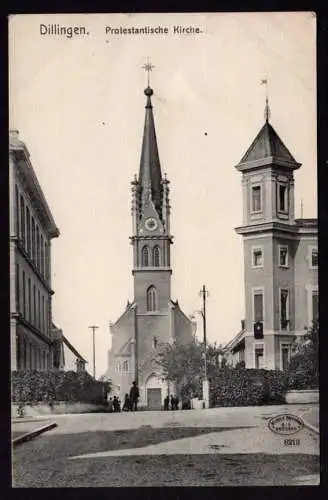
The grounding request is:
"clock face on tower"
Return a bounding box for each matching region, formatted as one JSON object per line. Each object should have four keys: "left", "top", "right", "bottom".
{"left": 145, "top": 217, "right": 158, "bottom": 231}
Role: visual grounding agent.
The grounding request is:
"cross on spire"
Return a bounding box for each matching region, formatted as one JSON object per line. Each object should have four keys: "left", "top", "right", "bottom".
{"left": 261, "top": 79, "right": 271, "bottom": 122}
{"left": 142, "top": 58, "right": 154, "bottom": 87}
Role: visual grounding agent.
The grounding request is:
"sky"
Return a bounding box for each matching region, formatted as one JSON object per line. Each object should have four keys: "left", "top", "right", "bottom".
{"left": 9, "top": 12, "right": 317, "bottom": 378}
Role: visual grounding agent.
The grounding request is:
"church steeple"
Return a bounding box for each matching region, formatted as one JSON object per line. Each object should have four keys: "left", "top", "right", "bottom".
{"left": 138, "top": 86, "right": 163, "bottom": 216}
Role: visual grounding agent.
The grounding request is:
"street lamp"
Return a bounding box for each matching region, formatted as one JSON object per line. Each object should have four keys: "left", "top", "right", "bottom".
{"left": 190, "top": 284, "right": 210, "bottom": 409}
{"left": 88, "top": 325, "right": 98, "bottom": 379}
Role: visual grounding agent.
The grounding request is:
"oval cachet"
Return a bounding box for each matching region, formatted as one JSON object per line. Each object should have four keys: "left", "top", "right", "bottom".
{"left": 268, "top": 413, "right": 304, "bottom": 435}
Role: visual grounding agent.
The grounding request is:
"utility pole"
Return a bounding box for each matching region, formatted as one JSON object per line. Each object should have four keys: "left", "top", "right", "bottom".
{"left": 199, "top": 284, "right": 209, "bottom": 408}
{"left": 88, "top": 325, "right": 98, "bottom": 379}
{"left": 199, "top": 284, "right": 209, "bottom": 380}
{"left": 133, "top": 304, "right": 138, "bottom": 385}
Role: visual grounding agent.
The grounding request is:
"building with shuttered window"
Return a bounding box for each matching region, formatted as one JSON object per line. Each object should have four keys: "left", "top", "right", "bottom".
{"left": 224, "top": 105, "right": 318, "bottom": 370}
{"left": 9, "top": 130, "right": 60, "bottom": 371}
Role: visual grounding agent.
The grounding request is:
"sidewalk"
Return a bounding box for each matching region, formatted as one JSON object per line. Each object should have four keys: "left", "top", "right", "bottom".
{"left": 302, "top": 407, "right": 319, "bottom": 432}
{"left": 70, "top": 422, "right": 319, "bottom": 460}
{"left": 12, "top": 419, "right": 56, "bottom": 443}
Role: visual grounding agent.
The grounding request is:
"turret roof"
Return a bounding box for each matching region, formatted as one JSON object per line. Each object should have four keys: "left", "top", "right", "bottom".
{"left": 240, "top": 121, "right": 297, "bottom": 164}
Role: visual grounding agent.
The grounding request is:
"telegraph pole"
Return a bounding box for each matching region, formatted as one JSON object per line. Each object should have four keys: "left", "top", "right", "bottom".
{"left": 199, "top": 284, "right": 209, "bottom": 380}
{"left": 199, "top": 285, "right": 209, "bottom": 408}
{"left": 88, "top": 325, "right": 98, "bottom": 379}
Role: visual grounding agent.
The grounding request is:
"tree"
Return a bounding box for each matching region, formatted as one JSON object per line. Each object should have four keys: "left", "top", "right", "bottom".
{"left": 153, "top": 339, "right": 226, "bottom": 397}
{"left": 287, "top": 321, "right": 319, "bottom": 390}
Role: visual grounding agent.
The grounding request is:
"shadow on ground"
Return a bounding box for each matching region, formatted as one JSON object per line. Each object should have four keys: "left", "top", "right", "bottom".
{"left": 13, "top": 426, "right": 250, "bottom": 462}
{"left": 13, "top": 453, "right": 319, "bottom": 487}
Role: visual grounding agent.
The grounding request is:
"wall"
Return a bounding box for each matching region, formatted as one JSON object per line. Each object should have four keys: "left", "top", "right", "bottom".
{"left": 172, "top": 305, "right": 193, "bottom": 345}
{"left": 134, "top": 270, "right": 171, "bottom": 313}
{"left": 63, "top": 343, "right": 78, "bottom": 371}
{"left": 294, "top": 237, "right": 318, "bottom": 331}
{"left": 10, "top": 149, "right": 54, "bottom": 372}
{"left": 243, "top": 235, "right": 274, "bottom": 332}
{"left": 12, "top": 402, "right": 105, "bottom": 417}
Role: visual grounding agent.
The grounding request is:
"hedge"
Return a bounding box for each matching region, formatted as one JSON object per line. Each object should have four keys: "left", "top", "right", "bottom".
{"left": 209, "top": 368, "right": 288, "bottom": 407}
{"left": 12, "top": 370, "right": 110, "bottom": 405}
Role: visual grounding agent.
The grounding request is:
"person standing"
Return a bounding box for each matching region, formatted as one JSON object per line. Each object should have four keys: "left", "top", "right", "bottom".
{"left": 123, "top": 393, "right": 131, "bottom": 412}
{"left": 164, "top": 395, "right": 169, "bottom": 411}
{"left": 108, "top": 397, "right": 113, "bottom": 413}
{"left": 113, "top": 395, "right": 119, "bottom": 413}
{"left": 170, "top": 394, "right": 175, "bottom": 411}
{"left": 129, "top": 381, "right": 140, "bottom": 411}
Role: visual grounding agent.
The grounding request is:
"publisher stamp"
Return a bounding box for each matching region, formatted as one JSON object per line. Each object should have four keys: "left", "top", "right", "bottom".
{"left": 268, "top": 414, "right": 304, "bottom": 435}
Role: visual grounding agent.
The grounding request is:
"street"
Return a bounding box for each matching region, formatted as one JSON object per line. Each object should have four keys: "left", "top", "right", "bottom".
{"left": 12, "top": 404, "right": 319, "bottom": 487}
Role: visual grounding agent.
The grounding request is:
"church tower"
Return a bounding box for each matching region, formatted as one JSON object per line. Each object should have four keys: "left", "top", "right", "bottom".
{"left": 106, "top": 81, "right": 193, "bottom": 408}
{"left": 131, "top": 85, "right": 173, "bottom": 317}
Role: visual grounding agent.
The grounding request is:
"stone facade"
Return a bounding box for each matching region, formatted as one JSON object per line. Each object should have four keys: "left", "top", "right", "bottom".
{"left": 105, "top": 87, "right": 193, "bottom": 407}
{"left": 9, "top": 130, "right": 60, "bottom": 371}
{"left": 224, "top": 115, "right": 318, "bottom": 370}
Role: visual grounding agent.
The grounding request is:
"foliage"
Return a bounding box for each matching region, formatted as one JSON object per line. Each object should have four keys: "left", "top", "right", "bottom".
{"left": 235, "top": 360, "right": 246, "bottom": 369}
{"left": 12, "top": 370, "right": 110, "bottom": 404}
{"left": 286, "top": 322, "right": 319, "bottom": 390}
{"left": 210, "top": 368, "right": 288, "bottom": 407}
{"left": 154, "top": 339, "right": 227, "bottom": 398}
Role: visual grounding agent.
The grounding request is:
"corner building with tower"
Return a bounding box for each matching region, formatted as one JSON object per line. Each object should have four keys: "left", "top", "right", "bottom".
{"left": 224, "top": 105, "right": 318, "bottom": 370}
{"left": 106, "top": 86, "right": 193, "bottom": 409}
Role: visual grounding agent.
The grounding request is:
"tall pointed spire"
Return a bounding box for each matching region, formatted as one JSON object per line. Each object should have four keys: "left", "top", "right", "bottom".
{"left": 138, "top": 70, "right": 162, "bottom": 215}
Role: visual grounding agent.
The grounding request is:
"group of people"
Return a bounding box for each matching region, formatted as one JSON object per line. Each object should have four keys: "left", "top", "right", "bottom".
{"left": 108, "top": 382, "right": 187, "bottom": 412}
{"left": 107, "top": 381, "right": 140, "bottom": 413}
{"left": 164, "top": 394, "right": 179, "bottom": 411}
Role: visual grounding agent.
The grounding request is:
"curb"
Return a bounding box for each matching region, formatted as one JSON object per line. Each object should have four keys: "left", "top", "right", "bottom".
{"left": 301, "top": 408, "right": 319, "bottom": 435}
{"left": 12, "top": 422, "right": 57, "bottom": 446}
{"left": 12, "top": 417, "right": 49, "bottom": 424}
{"left": 302, "top": 419, "right": 319, "bottom": 435}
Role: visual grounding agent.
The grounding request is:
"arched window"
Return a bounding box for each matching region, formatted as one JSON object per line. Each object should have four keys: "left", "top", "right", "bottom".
{"left": 116, "top": 360, "right": 121, "bottom": 373}
{"left": 123, "top": 360, "right": 129, "bottom": 372}
{"left": 142, "top": 245, "right": 150, "bottom": 266}
{"left": 146, "top": 286, "right": 157, "bottom": 312}
{"left": 153, "top": 245, "right": 160, "bottom": 267}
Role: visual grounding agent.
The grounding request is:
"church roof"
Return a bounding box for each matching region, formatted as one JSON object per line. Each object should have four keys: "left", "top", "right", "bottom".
{"left": 139, "top": 86, "right": 163, "bottom": 213}
{"left": 240, "top": 121, "right": 297, "bottom": 164}
{"left": 116, "top": 339, "right": 133, "bottom": 357}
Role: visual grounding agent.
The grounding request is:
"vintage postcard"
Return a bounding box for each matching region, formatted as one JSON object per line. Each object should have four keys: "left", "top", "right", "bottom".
{"left": 9, "top": 12, "right": 318, "bottom": 487}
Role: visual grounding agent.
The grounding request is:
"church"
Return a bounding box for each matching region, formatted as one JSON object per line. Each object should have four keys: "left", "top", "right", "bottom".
{"left": 105, "top": 83, "right": 194, "bottom": 409}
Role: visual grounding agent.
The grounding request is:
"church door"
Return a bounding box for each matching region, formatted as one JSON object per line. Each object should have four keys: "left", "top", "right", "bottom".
{"left": 147, "top": 388, "right": 162, "bottom": 410}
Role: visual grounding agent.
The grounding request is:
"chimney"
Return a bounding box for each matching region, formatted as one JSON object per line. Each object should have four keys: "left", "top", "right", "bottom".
{"left": 241, "top": 319, "right": 245, "bottom": 330}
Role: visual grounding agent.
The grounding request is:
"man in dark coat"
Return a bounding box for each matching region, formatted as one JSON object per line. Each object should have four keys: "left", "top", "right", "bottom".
{"left": 113, "top": 395, "right": 119, "bottom": 412}
{"left": 129, "top": 381, "right": 140, "bottom": 411}
{"left": 170, "top": 394, "right": 175, "bottom": 410}
{"left": 164, "top": 395, "right": 169, "bottom": 411}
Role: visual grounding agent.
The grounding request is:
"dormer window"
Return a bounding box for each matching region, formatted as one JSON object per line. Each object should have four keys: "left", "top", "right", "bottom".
{"left": 251, "top": 185, "right": 262, "bottom": 212}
